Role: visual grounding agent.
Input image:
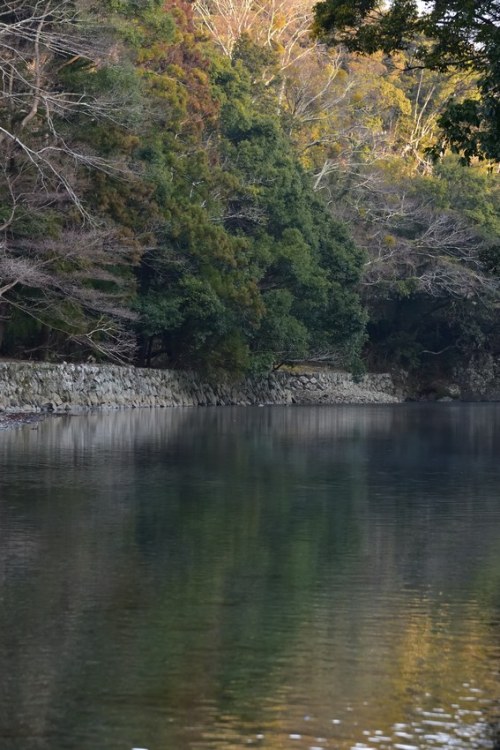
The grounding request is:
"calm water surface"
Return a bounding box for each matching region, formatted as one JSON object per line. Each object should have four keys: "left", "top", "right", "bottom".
{"left": 0, "top": 405, "right": 500, "bottom": 750}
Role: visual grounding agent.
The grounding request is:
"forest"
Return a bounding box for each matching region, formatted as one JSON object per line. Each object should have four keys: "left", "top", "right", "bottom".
{"left": 1, "top": 0, "right": 499, "bottom": 379}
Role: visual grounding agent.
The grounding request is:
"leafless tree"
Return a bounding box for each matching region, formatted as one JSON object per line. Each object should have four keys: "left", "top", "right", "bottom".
{"left": 0, "top": 1, "right": 138, "bottom": 361}
{"left": 193, "top": 0, "right": 317, "bottom": 73}
{"left": 348, "top": 183, "right": 500, "bottom": 304}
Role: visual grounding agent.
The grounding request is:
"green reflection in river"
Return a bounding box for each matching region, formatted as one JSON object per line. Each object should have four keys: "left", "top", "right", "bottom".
{"left": 0, "top": 406, "right": 499, "bottom": 750}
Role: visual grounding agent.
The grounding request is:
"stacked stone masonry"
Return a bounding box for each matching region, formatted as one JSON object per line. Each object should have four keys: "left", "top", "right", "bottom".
{"left": 0, "top": 362, "right": 402, "bottom": 412}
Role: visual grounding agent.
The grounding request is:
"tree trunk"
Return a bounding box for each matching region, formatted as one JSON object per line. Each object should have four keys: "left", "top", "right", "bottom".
{"left": 0, "top": 302, "right": 8, "bottom": 353}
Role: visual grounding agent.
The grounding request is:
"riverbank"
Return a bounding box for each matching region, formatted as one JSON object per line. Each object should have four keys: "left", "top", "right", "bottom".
{"left": 1, "top": 357, "right": 500, "bottom": 414}
{"left": 0, "top": 361, "right": 402, "bottom": 413}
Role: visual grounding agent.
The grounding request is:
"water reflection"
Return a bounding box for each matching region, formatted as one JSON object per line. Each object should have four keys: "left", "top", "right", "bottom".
{"left": 0, "top": 405, "right": 499, "bottom": 750}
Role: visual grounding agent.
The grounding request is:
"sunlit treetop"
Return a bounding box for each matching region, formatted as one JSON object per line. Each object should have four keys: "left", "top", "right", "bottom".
{"left": 313, "top": 0, "right": 500, "bottom": 161}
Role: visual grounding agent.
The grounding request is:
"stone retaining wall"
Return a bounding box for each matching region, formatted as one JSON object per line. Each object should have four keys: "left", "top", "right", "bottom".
{"left": 454, "top": 354, "right": 500, "bottom": 401}
{"left": 0, "top": 361, "right": 402, "bottom": 412}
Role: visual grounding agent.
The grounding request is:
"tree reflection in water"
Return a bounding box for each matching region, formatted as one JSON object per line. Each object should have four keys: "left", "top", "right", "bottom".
{"left": 0, "top": 405, "right": 499, "bottom": 750}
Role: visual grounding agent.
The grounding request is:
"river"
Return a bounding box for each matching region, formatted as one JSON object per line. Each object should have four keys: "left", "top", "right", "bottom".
{"left": 0, "top": 405, "right": 499, "bottom": 750}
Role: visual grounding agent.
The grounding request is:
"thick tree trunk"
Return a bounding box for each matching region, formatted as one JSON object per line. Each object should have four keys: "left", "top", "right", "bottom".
{"left": 136, "top": 334, "right": 153, "bottom": 367}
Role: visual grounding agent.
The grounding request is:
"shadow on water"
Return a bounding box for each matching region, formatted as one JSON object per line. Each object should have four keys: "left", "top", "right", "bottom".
{"left": 0, "top": 405, "right": 499, "bottom": 749}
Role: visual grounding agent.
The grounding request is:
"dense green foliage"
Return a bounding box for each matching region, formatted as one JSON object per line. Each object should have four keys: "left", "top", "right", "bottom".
{"left": 1, "top": 0, "right": 499, "bottom": 379}
{"left": 134, "top": 32, "right": 366, "bottom": 373}
{"left": 0, "top": 0, "right": 365, "bottom": 374}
